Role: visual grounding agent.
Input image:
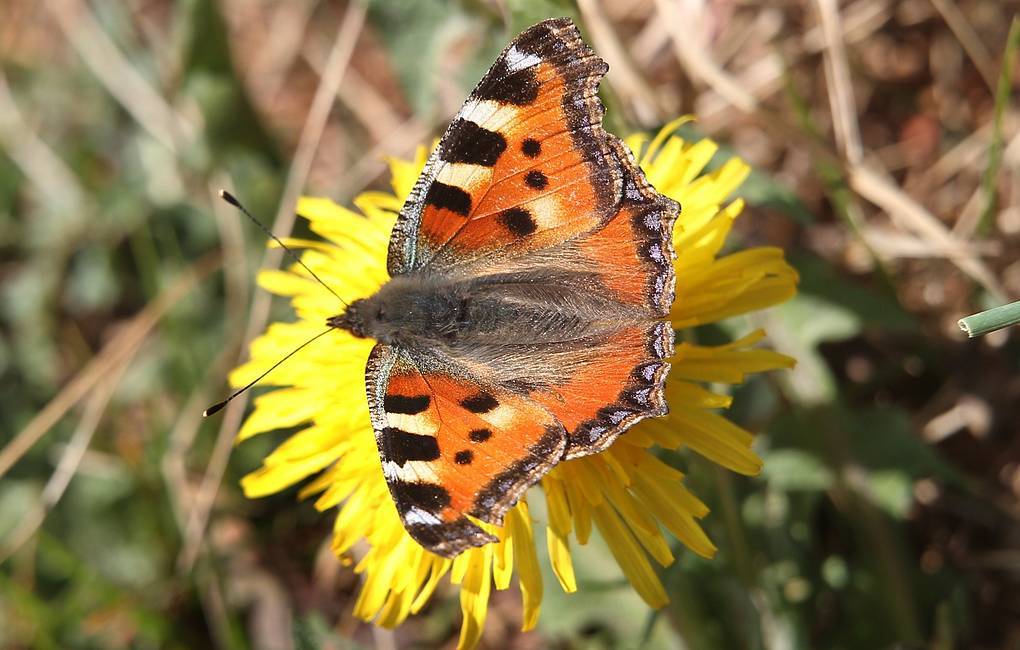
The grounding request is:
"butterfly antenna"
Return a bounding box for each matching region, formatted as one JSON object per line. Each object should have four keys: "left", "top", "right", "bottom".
{"left": 203, "top": 326, "right": 335, "bottom": 417}
{"left": 218, "top": 190, "right": 348, "bottom": 307}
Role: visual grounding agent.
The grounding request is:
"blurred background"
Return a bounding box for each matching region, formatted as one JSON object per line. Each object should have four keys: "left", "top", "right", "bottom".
{"left": 1, "top": 0, "right": 1019, "bottom": 648}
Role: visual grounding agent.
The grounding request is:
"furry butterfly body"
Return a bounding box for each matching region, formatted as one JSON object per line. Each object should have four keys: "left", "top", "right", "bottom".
{"left": 332, "top": 18, "right": 679, "bottom": 557}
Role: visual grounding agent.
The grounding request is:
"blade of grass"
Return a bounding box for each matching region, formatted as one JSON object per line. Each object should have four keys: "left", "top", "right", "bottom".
{"left": 977, "top": 15, "right": 1020, "bottom": 235}
{"left": 0, "top": 254, "right": 221, "bottom": 480}
{"left": 816, "top": 0, "right": 863, "bottom": 165}
{"left": 958, "top": 299, "right": 1020, "bottom": 337}
{"left": 653, "top": 0, "right": 759, "bottom": 113}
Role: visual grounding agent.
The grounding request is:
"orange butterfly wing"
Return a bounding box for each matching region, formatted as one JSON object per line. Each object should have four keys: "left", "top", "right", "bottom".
{"left": 388, "top": 18, "right": 622, "bottom": 274}
{"left": 576, "top": 150, "right": 678, "bottom": 317}
{"left": 531, "top": 322, "right": 674, "bottom": 459}
{"left": 366, "top": 345, "right": 566, "bottom": 558}
{"left": 527, "top": 158, "right": 677, "bottom": 457}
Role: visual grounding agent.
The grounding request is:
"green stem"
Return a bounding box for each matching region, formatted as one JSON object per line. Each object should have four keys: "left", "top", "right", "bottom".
{"left": 978, "top": 15, "right": 1020, "bottom": 234}
{"left": 713, "top": 466, "right": 755, "bottom": 586}
{"left": 958, "top": 299, "right": 1020, "bottom": 337}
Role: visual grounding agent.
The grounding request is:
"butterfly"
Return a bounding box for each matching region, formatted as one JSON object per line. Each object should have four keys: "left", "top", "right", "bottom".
{"left": 329, "top": 18, "right": 679, "bottom": 557}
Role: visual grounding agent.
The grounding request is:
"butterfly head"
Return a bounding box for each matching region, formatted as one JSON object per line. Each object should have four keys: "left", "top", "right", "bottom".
{"left": 327, "top": 299, "right": 372, "bottom": 338}
{"left": 327, "top": 276, "right": 470, "bottom": 347}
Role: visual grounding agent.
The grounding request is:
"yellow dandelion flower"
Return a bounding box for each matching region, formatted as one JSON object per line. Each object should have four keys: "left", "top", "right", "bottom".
{"left": 231, "top": 120, "right": 798, "bottom": 649}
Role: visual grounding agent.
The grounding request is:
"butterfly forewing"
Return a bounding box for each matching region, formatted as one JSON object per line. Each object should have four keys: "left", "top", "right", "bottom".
{"left": 388, "top": 18, "right": 621, "bottom": 275}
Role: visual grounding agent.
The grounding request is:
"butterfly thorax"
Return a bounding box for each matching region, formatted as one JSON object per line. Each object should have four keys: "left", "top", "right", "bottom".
{"left": 329, "top": 272, "right": 633, "bottom": 351}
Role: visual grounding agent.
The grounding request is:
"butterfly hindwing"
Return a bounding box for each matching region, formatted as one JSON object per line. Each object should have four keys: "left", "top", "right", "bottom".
{"left": 366, "top": 344, "right": 567, "bottom": 558}
{"left": 530, "top": 322, "right": 674, "bottom": 459}
{"left": 388, "top": 18, "right": 622, "bottom": 275}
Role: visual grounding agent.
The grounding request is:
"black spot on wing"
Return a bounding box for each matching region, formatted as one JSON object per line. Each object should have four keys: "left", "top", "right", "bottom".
{"left": 383, "top": 427, "right": 440, "bottom": 465}
{"left": 454, "top": 450, "right": 473, "bottom": 465}
{"left": 469, "top": 428, "right": 492, "bottom": 443}
{"left": 498, "top": 207, "right": 537, "bottom": 236}
{"left": 474, "top": 58, "right": 540, "bottom": 106}
{"left": 425, "top": 182, "right": 471, "bottom": 216}
{"left": 524, "top": 170, "right": 548, "bottom": 190}
{"left": 521, "top": 138, "right": 541, "bottom": 157}
{"left": 392, "top": 481, "right": 451, "bottom": 514}
{"left": 442, "top": 119, "right": 507, "bottom": 166}
{"left": 461, "top": 392, "right": 498, "bottom": 414}
{"left": 384, "top": 394, "right": 430, "bottom": 415}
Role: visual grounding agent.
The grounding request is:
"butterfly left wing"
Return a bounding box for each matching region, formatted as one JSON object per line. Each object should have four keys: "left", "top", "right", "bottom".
{"left": 388, "top": 18, "right": 623, "bottom": 275}
{"left": 366, "top": 344, "right": 567, "bottom": 558}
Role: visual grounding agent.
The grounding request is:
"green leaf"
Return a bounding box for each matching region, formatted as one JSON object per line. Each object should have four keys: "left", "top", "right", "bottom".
{"left": 794, "top": 254, "right": 916, "bottom": 331}
{"left": 772, "top": 293, "right": 860, "bottom": 404}
{"left": 760, "top": 449, "right": 834, "bottom": 492}
{"left": 735, "top": 167, "right": 815, "bottom": 224}
{"left": 768, "top": 404, "right": 960, "bottom": 485}
{"left": 866, "top": 471, "right": 914, "bottom": 519}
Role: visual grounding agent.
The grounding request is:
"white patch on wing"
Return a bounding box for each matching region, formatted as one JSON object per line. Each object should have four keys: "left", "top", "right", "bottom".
{"left": 387, "top": 411, "right": 439, "bottom": 436}
{"left": 437, "top": 161, "right": 491, "bottom": 191}
{"left": 403, "top": 506, "right": 440, "bottom": 526}
{"left": 457, "top": 99, "right": 519, "bottom": 131}
{"left": 382, "top": 459, "right": 441, "bottom": 483}
{"left": 505, "top": 45, "right": 542, "bottom": 72}
{"left": 478, "top": 403, "right": 518, "bottom": 430}
{"left": 524, "top": 194, "right": 563, "bottom": 229}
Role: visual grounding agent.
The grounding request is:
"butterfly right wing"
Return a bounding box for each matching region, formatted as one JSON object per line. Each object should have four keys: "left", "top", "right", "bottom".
{"left": 459, "top": 166, "right": 676, "bottom": 459}
{"left": 366, "top": 344, "right": 567, "bottom": 558}
{"left": 547, "top": 158, "right": 678, "bottom": 458}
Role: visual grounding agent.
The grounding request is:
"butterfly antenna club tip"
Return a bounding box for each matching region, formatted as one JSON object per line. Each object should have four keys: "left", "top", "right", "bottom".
{"left": 218, "top": 188, "right": 241, "bottom": 208}
{"left": 215, "top": 189, "right": 348, "bottom": 307}
{"left": 203, "top": 401, "right": 227, "bottom": 417}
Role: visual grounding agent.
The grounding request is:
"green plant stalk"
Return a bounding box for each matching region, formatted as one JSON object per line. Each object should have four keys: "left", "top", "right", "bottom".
{"left": 712, "top": 466, "right": 756, "bottom": 587}
{"left": 958, "top": 299, "right": 1020, "bottom": 337}
{"left": 978, "top": 15, "right": 1020, "bottom": 235}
